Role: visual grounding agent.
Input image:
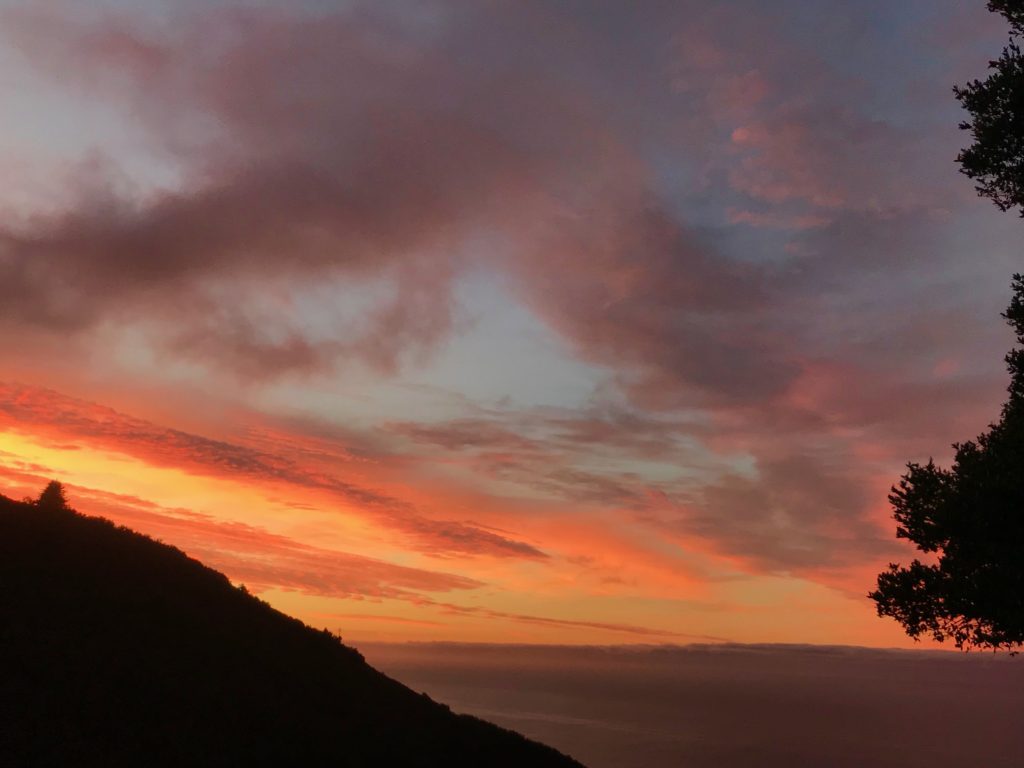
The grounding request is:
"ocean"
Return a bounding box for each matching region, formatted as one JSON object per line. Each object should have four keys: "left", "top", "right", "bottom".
{"left": 361, "top": 642, "right": 1024, "bottom": 768}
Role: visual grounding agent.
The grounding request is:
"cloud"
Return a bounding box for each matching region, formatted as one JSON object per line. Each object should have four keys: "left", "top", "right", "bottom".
{"left": 677, "top": 451, "right": 896, "bottom": 572}
{"left": 1, "top": 2, "right": 982, "bottom": 407}
{"left": 80, "top": 488, "right": 486, "bottom": 598}
{"left": 0, "top": 459, "right": 708, "bottom": 638}
{"left": 386, "top": 408, "right": 705, "bottom": 510}
{"left": 1, "top": 6, "right": 505, "bottom": 373}
{"left": 406, "top": 598, "right": 721, "bottom": 641}
{"left": 381, "top": 350, "right": 1008, "bottom": 576}
{"left": 0, "top": 382, "right": 545, "bottom": 559}
{"left": 0, "top": 0, "right": 1016, "bottom": 586}
{"left": 0, "top": 2, "right": 787, "bottom": 408}
{"left": 0, "top": 462, "right": 483, "bottom": 600}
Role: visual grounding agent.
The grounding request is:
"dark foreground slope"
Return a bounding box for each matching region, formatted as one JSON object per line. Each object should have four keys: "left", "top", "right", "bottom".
{"left": 0, "top": 494, "right": 583, "bottom": 768}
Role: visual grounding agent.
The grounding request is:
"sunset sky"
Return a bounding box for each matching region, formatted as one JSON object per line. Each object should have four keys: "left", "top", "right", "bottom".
{"left": 0, "top": 0, "right": 1020, "bottom": 647}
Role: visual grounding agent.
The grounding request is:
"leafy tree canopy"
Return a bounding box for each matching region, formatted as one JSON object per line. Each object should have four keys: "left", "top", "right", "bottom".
{"left": 990, "top": 0, "right": 1024, "bottom": 33}
{"left": 955, "top": 1, "right": 1024, "bottom": 213}
{"left": 871, "top": 275, "right": 1024, "bottom": 650}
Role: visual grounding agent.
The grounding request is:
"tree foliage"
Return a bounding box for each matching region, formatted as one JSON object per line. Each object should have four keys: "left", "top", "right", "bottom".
{"left": 870, "top": 275, "right": 1024, "bottom": 650}
{"left": 955, "top": 1, "right": 1024, "bottom": 213}
{"left": 990, "top": 0, "right": 1024, "bottom": 33}
{"left": 36, "top": 480, "right": 69, "bottom": 511}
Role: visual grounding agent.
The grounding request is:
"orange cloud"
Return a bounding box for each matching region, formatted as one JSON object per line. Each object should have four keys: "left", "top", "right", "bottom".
{"left": 0, "top": 383, "right": 545, "bottom": 559}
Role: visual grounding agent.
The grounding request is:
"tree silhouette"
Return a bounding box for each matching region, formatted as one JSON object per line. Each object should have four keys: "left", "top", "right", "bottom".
{"left": 955, "top": 1, "right": 1024, "bottom": 213}
{"left": 36, "top": 480, "right": 70, "bottom": 511}
{"left": 870, "top": 276, "right": 1024, "bottom": 650}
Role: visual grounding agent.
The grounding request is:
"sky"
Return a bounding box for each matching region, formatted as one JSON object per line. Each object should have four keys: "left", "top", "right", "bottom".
{"left": 0, "top": 0, "right": 1019, "bottom": 647}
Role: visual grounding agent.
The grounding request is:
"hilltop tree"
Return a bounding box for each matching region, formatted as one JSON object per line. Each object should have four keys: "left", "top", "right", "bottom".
{"left": 955, "top": 1, "right": 1024, "bottom": 213}
{"left": 873, "top": 0, "right": 1024, "bottom": 652}
{"left": 870, "top": 276, "right": 1024, "bottom": 650}
{"left": 36, "top": 480, "right": 70, "bottom": 511}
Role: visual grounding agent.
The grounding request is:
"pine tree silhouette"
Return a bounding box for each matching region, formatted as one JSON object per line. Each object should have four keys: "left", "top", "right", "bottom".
{"left": 36, "top": 481, "right": 69, "bottom": 511}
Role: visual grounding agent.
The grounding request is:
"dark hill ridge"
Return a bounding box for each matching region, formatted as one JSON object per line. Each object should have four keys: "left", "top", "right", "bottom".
{"left": 0, "top": 493, "right": 583, "bottom": 767}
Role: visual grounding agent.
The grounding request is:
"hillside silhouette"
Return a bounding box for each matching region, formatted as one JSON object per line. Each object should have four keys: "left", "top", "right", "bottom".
{"left": 0, "top": 490, "right": 583, "bottom": 767}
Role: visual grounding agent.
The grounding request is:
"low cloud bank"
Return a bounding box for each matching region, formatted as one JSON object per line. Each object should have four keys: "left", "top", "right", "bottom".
{"left": 363, "top": 642, "right": 1023, "bottom": 768}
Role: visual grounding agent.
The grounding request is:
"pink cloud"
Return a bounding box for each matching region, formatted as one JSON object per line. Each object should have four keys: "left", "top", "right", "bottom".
{"left": 0, "top": 0, "right": 1015, "bottom": 597}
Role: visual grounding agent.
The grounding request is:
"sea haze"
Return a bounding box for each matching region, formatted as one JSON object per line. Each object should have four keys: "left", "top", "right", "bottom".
{"left": 361, "top": 643, "right": 1024, "bottom": 768}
